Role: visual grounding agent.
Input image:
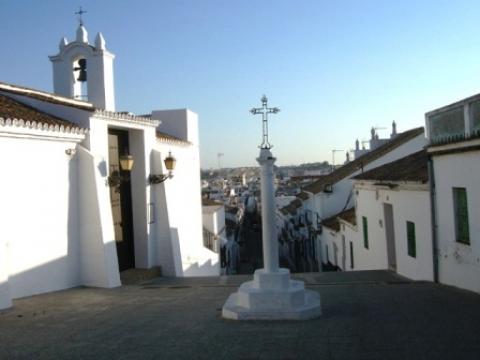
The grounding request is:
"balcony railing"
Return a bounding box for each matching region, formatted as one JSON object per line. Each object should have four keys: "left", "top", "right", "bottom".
{"left": 203, "top": 227, "right": 217, "bottom": 253}
{"left": 427, "top": 96, "right": 480, "bottom": 145}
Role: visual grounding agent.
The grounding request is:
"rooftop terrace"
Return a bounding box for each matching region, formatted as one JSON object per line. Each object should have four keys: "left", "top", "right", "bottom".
{"left": 1, "top": 271, "right": 479, "bottom": 360}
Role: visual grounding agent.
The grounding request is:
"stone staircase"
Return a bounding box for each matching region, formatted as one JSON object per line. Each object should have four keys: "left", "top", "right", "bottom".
{"left": 120, "top": 267, "right": 162, "bottom": 285}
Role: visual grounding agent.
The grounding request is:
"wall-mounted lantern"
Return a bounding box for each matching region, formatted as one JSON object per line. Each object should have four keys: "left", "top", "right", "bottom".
{"left": 119, "top": 154, "right": 134, "bottom": 172}
{"left": 107, "top": 153, "right": 134, "bottom": 188}
{"left": 149, "top": 152, "right": 176, "bottom": 185}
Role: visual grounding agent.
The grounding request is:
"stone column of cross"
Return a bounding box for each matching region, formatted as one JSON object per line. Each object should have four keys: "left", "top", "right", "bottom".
{"left": 251, "top": 95, "right": 281, "bottom": 272}
{"left": 250, "top": 95, "right": 280, "bottom": 149}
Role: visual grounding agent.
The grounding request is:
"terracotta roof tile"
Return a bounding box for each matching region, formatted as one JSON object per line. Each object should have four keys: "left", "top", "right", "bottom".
{"left": 321, "top": 215, "right": 340, "bottom": 232}
{"left": 353, "top": 150, "right": 428, "bottom": 183}
{"left": 338, "top": 207, "right": 357, "bottom": 226}
{"left": 0, "top": 81, "right": 94, "bottom": 111}
{"left": 322, "top": 207, "right": 356, "bottom": 232}
{"left": 296, "top": 192, "right": 310, "bottom": 200}
{"left": 156, "top": 131, "right": 190, "bottom": 144}
{"left": 303, "top": 127, "right": 425, "bottom": 194}
{"left": 285, "top": 204, "right": 297, "bottom": 216}
{"left": 291, "top": 199, "right": 303, "bottom": 208}
{"left": 0, "top": 94, "right": 78, "bottom": 128}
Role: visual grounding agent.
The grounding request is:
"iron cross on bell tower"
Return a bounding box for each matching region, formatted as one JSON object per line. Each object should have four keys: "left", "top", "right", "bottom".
{"left": 250, "top": 95, "right": 280, "bottom": 149}
{"left": 75, "top": 6, "right": 87, "bottom": 26}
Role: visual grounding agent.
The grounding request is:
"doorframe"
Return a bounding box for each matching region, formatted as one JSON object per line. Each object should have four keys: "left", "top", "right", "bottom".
{"left": 108, "top": 128, "right": 136, "bottom": 271}
{"left": 383, "top": 202, "right": 397, "bottom": 271}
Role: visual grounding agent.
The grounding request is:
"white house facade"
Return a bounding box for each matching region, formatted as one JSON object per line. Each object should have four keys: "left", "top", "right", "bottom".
{"left": 278, "top": 126, "right": 427, "bottom": 271}
{"left": 351, "top": 151, "right": 434, "bottom": 281}
{"left": 426, "top": 93, "right": 480, "bottom": 293}
{"left": 320, "top": 208, "right": 357, "bottom": 271}
{"left": 317, "top": 150, "right": 434, "bottom": 282}
{"left": 202, "top": 198, "right": 226, "bottom": 254}
{"left": 0, "top": 24, "right": 217, "bottom": 310}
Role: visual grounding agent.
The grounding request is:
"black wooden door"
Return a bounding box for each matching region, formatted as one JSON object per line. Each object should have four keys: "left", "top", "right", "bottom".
{"left": 108, "top": 129, "right": 135, "bottom": 271}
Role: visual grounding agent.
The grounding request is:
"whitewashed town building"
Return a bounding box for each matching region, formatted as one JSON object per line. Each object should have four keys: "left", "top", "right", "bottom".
{"left": 426, "top": 93, "right": 480, "bottom": 293}
{"left": 297, "top": 93, "right": 480, "bottom": 294}
{"left": 0, "top": 24, "right": 218, "bottom": 310}
{"left": 349, "top": 150, "right": 434, "bottom": 281}
{"left": 277, "top": 126, "right": 426, "bottom": 272}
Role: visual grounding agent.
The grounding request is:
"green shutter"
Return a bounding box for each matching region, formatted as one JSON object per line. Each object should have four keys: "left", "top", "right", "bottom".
{"left": 406, "top": 221, "right": 416, "bottom": 258}
{"left": 362, "top": 216, "right": 369, "bottom": 249}
{"left": 453, "top": 188, "right": 470, "bottom": 245}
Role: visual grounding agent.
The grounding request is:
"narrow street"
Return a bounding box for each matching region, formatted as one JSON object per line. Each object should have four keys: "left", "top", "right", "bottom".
{"left": 238, "top": 210, "right": 263, "bottom": 274}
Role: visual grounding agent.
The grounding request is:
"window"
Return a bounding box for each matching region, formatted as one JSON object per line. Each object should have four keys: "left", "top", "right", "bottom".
{"left": 406, "top": 221, "right": 416, "bottom": 258}
{"left": 350, "top": 241, "right": 354, "bottom": 269}
{"left": 453, "top": 187, "right": 470, "bottom": 245}
{"left": 362, "top": 216, "right": 369, "bottom": 249}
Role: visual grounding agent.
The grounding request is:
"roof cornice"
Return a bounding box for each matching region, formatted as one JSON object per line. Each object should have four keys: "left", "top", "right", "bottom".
{"left": 0, "top": 117, "right": 87, "bottom": 141}
{"left": 94, "top": 109, "right": 160, "bottom": 127}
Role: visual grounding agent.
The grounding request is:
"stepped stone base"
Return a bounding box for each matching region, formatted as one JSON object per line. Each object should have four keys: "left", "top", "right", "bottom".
{"left": 222, "top": 268, "right": 321, "bottom": 320}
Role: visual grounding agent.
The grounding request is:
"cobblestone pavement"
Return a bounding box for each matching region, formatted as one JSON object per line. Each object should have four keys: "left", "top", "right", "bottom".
{"left": 1, "top": 271, "right": 479, "bottom": 360}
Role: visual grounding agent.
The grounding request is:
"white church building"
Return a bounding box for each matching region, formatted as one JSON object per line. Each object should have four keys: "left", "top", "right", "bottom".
{"left": 0, "top": 24, "right": 218, "bottom": 310}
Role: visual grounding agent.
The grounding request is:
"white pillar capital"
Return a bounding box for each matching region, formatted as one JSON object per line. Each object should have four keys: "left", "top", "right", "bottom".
{"left": 256, "top": 148, "right": 276, "bottom": 166}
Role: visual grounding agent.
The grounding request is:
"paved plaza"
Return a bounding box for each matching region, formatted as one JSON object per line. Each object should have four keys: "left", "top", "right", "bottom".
{"left": 1, "top": 271, "right": 479, "bottom": 360}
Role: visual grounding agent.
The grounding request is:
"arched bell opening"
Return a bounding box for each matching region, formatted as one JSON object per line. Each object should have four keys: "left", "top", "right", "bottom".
{"left": 72, "top": 57, "right": 88, "bottom": 101}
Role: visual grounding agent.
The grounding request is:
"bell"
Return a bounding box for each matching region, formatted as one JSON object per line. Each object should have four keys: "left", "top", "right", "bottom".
{"left": 74, "top": 58, "right": 87, "bottom": 82}
{"left": 77, "top": 69, "right": 87, "bottom": 82}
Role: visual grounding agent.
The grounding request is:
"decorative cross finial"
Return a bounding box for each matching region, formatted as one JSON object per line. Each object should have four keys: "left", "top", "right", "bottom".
{"left": 250, "top": 95, "right": 280, "bottom": 149}
{"left": 75, "top": 6, "right": 87, "bottom": 26}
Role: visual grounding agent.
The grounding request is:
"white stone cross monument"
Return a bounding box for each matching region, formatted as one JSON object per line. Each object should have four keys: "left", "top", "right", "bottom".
{"left": 222, "top": 95, "right": 321, "bottom": 320}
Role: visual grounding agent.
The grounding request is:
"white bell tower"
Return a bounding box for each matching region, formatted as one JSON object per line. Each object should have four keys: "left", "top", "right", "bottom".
{"left": 49, "top": 20, "right": 116, "bottom": 111}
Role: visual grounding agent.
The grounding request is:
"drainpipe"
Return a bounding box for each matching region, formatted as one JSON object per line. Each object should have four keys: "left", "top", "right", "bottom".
{"left": 427, "top": 155, "right": 439, "bottom": 283}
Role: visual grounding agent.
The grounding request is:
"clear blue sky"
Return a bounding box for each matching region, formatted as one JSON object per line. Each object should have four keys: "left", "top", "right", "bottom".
{"left": 2, "top": 0, "right": 480, "bottom": 168}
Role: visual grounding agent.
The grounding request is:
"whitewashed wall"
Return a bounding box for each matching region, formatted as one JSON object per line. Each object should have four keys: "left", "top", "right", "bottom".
{"left": 76, "top": 144, "right": 120, "bottom": 288}
{"left": 433, "top": 150, "right": 480, "bottom": 293}
{"left": 202, "top": 205, "right": 225, "bottom": 236}
{"left": 350, "top": 188, "right": 389, "bottom": 271}
{"left": 321, "top": 228, "right": 338, "bottom": 265}
{"left": 341, "top": 223, "right": 359, "bottom": 271}
{"left": 152, "top": 111, "right": 219, "bottom": 277}
{"left": 320, "top": 220, "right": 358, "bottom": 270}
{"left": 388, "top": 188, "right": 433, "bottom": 281}
{"left": 80, "top": 119, "right": 122, "bottom": 287}
{"left": 0, "top": 127, "right": 84, "bottom": 309}
{"left": 202, "top": 205, "right": 226, "bottom": 253}
{"left": 153, "top": 140, "right": 219, "bottom": 276}
{"left": 353, "top": 184, "right": 434, "bottom": 280}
